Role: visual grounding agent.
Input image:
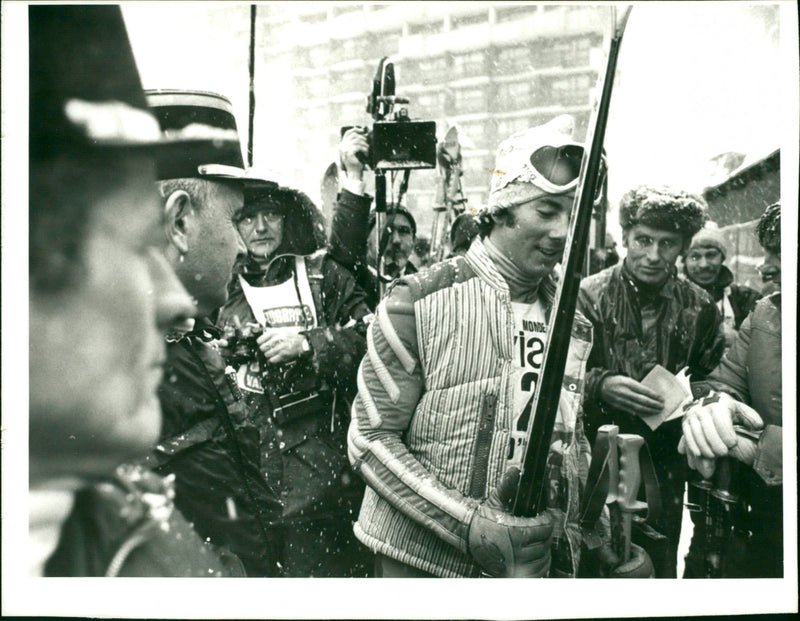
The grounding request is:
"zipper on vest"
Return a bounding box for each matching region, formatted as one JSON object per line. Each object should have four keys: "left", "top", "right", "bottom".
{"left": 468, "top": 393, "right": 498, "bottom": 500}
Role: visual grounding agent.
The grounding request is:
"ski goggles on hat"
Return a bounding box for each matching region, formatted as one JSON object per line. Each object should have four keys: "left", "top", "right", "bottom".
{"left": 494, "top": 143, "right": 608, "bottom": 205}
{"left": 525, "top": 144, "right": 607, "bottom": 203}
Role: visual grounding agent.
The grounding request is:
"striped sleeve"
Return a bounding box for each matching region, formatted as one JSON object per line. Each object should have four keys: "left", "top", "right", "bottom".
{"left": 347, "top": 282, "right": 477, "bottom": 552}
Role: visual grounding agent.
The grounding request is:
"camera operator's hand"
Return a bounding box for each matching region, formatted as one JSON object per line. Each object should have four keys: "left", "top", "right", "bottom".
{"left": 257, "top": 329, "right": 311, "bottom": 364}
{"left": 339, "top": 127, "right": 369, "bottom": 181}
{"left": 599, "top": 374, "right": 664, "bottom": 418}
{"left": 467, "top": 467, "right": 553, "bottom": 578}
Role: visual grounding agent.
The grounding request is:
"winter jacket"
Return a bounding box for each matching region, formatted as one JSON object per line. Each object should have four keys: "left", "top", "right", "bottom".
{"left": 578, "top": 261, "right": 725, "bottom": 444}
{"left": 693, "top": 292, "right": 782, "bottom": 484}
{"left": 689, "top": 293, "right": 783, "bottom": 576}
{"left": 328, "top": 188, "right": 417, "bottom": 310}
{"left": 684, "top": 265, "right": 761, "bottom": 346}
{"left": 152, "top": 320, "right": 283, "bottom": 577}
{"left": 577, "top": 260, "right": 725, "bottom": 576}
{"left": 348, "top": 237, "right": 596, "bottom": 578}
{"left": 44, "top": 463, "right": 243, "bottom": 577}
{"left": 216, "top": 187, "right": 371, "bottom": 528}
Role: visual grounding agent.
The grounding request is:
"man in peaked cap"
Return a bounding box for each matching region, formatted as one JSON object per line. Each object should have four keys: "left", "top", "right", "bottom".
{"left": 29, "top": 5, "right": 241, "bottom": 577}
{"left": 144, "top": 89, "right": 285, "bottom": 577}
{"left": 683, "top": 225, "right": 761, "bottom": 350}
{"left": 577, "top": 184, "right": 726, "bottom": 577}
{"left": 347, "top": 116, "right": 650, "bottom": 578}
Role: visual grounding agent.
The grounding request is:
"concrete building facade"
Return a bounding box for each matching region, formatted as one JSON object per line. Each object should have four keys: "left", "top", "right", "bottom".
{"left": 251, "top": 3, "right": 613, "bottom": 234}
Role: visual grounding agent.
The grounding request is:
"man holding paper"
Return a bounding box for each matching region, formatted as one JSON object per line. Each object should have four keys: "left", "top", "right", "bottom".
{"left": 577, "top": 185, "right": 725, "bottom": 577}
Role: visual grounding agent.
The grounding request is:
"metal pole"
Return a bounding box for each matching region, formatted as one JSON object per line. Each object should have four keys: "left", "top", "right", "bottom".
{"left": 247, "top": 4, "right": 256, "bottom": 167}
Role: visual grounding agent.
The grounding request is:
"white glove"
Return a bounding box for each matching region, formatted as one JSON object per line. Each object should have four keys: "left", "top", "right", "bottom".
{"left": 678, "top": 391, "right": 763, "bottom": 478}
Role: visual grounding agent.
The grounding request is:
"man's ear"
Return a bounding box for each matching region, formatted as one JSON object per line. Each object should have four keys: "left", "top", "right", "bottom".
{"left": 620, "top": 229, "right": 630, "bottom": 249}
{"left": 163, "top": 190, "right": 192, "bottom": 256}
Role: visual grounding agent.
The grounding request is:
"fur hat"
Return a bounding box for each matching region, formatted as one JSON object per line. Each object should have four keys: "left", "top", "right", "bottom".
{"left": 688, "top": 226, "right": 728, "bottom": 260}
{"left": 619, "top": 185, "right": 707, "bottom": 239}
{"left": 757, "top": 202, "right": 781, "bottom": 253}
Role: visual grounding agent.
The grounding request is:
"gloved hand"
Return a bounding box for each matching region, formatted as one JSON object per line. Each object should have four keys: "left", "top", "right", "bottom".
{"left": 467, "top": 468, "right": 553, "bottom": 578}
{"left": 609, "top": 543, "right": 654, "bottom": 578}
{"left": 678, "top": 391, "right": 763, "bottom": 479}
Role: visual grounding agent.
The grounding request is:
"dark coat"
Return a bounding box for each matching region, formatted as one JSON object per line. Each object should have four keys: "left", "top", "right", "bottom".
{"left": 683, "top": 264, "right": 761, "bottom": 330}
{"left": 327, "top": 188, "right": 416, "bottom": 310}
{"left": 44, "top": 464, "right": 243, "bottom": 577}
{"left": 577, "top": 261, "right": 725, "bottom": 576}
{"left": 153, "top": 322, "right": 283, "bottom": 577}
{"left": 216, "top": 187, "right": 370, "bottom": 525}
{"left": 578, "top": 261, "right": 725, "bottom": 441}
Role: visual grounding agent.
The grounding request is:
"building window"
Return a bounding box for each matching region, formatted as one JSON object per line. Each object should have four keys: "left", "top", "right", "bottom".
{"left": 301, "top": 10, "right": 328, "bottom": 24}
{"left": 544, "top": 73, "right": 594, "bottom": 106}
{"left": 336, "top": 37, "right": 370, "bottom": 62}
{"left": 414, "top": 90, "right": 447, "bottom": 118}
{"left": 495, "top": 44, "right": 533, "bottom": 74}
{"left": 496, "top": 116, "right": 533, "bottom": 139}
{"left": 303, "top": 75, "right": 329, "bottom": 99}
{"left": 452, "top": 50, "right": 487, "bottom": 79}
{"left": 495, "top": 81, "right": 535, "bottom": 111}
{"left": 408, "top": 20, "right": 443, "bottom": 36}
{"left": 458, "top": 120, "right": 490, "bottom": 148}
{"left": 368, "top": 30, "right": 402, "bottom": 60}
{"left": 330, "top": 67, "right": 370, "bottom": 94}
{"left": 451, "top": 12, "right": 487, "bottom": 30}
{"left": 495, "top": 5, "right": 539, "bottom": 23}
{"left": 308, "top": 43, "right": 331, "bottom": 68}
{"left": 452, "top": 87, "right": 488, "bottom": 115}
{"left": 535, "top": 36, "right": 599, "bottom": 69}
{"left": 332, "top": 5, "right": 361, "bottom": 19}
{"left": 331, "top": 100, "right": 366, "bottom": 125}
{"left": 409, "top": 55, "right": 449, "bottom": 83}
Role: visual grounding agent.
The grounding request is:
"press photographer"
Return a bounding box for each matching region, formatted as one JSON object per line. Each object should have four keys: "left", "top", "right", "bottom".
{"left": 215, "top": 183, "right": 373, "bottom": 577}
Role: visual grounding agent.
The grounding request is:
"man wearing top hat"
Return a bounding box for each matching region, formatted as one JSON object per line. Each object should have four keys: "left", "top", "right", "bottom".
{"left": 347, "top": 117, "right": 647, "bottom": 578}
{"left": 144, "top": 90, "right": 286, "bottom": 577}
{"left": 28, "top": 5, "right": 241, "bottom": 577}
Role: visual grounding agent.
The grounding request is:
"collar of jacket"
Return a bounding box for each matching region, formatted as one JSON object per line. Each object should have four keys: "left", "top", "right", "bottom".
{"left": 240, "top": 249, "right": 326, "bottom": 287}
{"left": 186, "top": 316, "right": 222, "bottom": 342}
{"left": 620, "top": 259, "right": 678, "bottom": 301}
{"left": 466, "top": 236, "right": 557, "bottom": 307}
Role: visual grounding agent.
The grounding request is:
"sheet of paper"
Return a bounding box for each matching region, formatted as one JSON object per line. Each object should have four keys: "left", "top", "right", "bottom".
{"left": 638, "top": 365, "right": 692, "bottom": 430}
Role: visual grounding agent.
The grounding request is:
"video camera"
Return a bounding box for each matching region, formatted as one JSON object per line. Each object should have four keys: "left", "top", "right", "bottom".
{"left": 341, "top": 57, "right": 436, "bottom": 171}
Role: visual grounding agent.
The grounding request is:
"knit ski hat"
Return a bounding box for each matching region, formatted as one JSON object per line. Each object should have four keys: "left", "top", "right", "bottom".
{"left": 688, "top": 226, "right": 728, "bottom": 260}
{"left": 619, "top": 185, "right": 707, "bottom": 239}
{"left": 488, "top": 115, "right": 583, "bottom": 210}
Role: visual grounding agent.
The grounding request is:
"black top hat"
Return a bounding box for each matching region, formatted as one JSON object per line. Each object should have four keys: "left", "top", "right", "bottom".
{"left": 29, "top": 5, "right": 243, "bottom": 173}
